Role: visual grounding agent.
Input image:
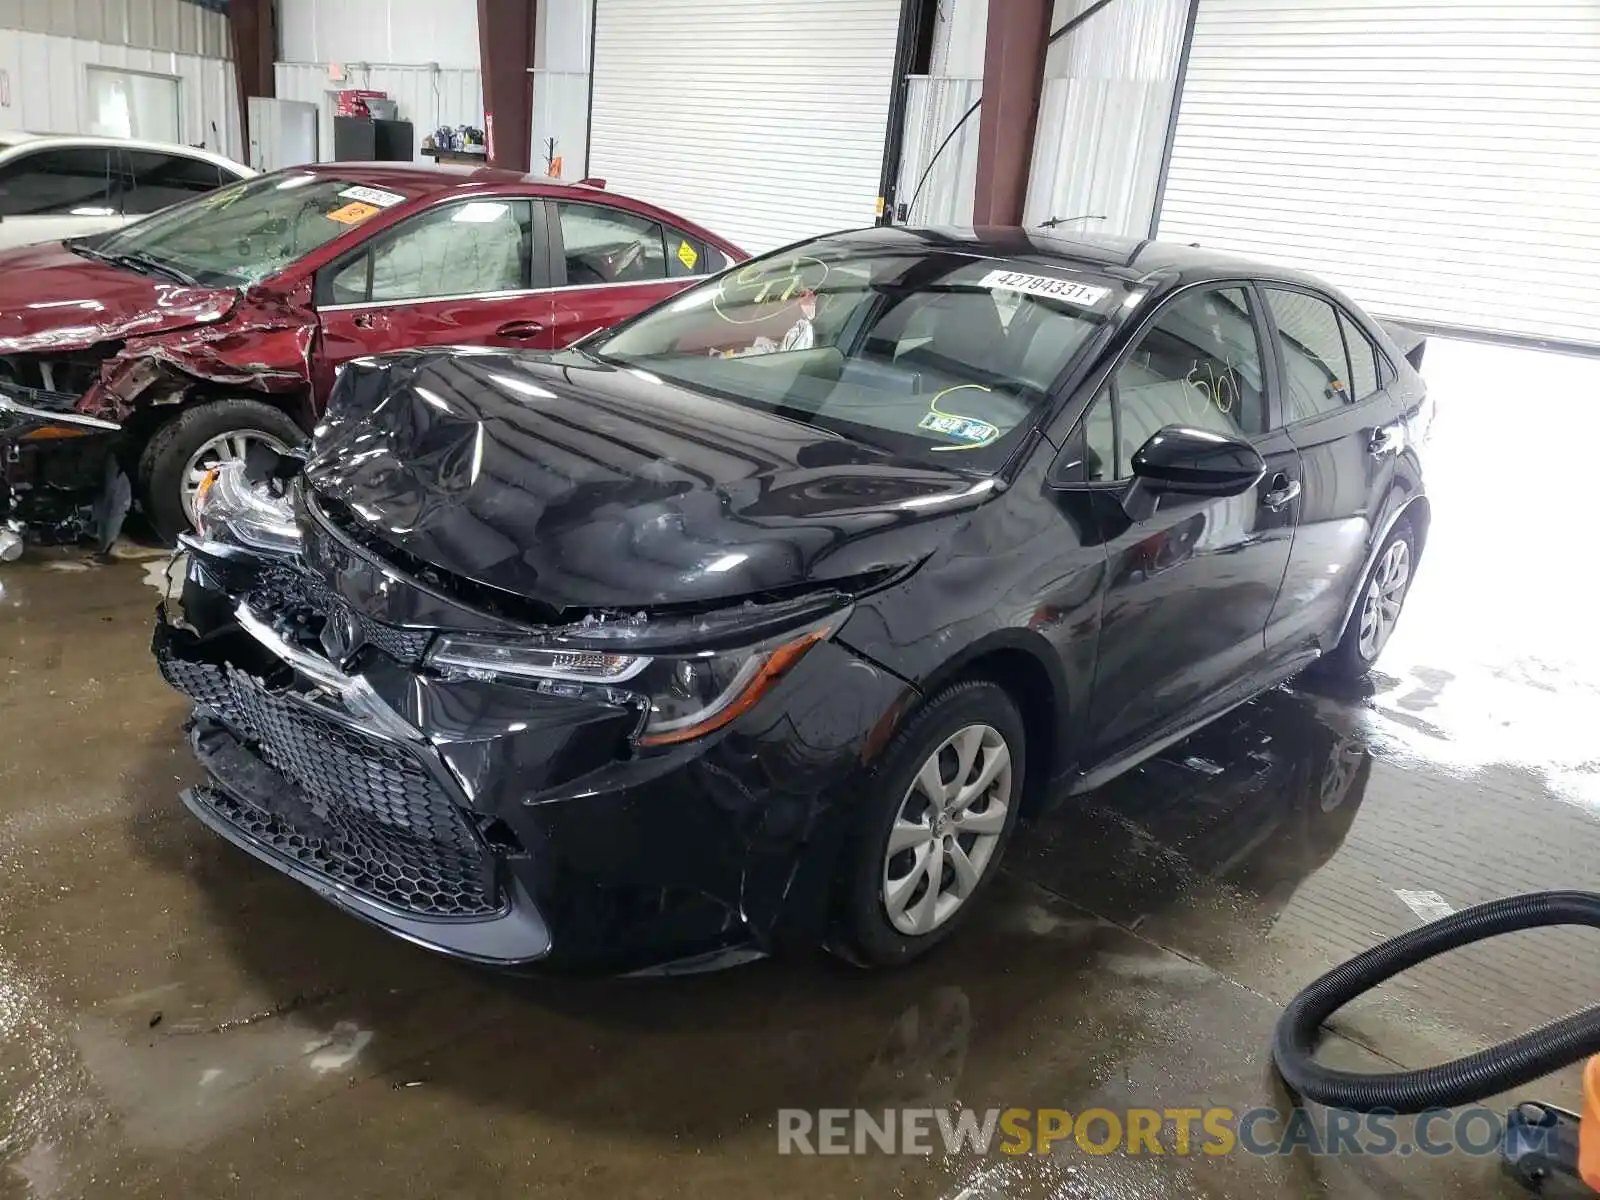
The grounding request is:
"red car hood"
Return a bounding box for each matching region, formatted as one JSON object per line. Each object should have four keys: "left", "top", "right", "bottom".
{"left": 0, "top": 242, "right": 238, "bottom": 355}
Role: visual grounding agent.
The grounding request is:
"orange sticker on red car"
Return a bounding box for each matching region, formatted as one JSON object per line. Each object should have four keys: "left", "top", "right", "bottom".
{"left": 326, "top": 200, "right": 380, "bottom": 226}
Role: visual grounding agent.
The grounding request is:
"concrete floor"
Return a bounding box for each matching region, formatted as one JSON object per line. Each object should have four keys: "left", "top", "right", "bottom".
{"left": 3, "top": 338, "right": 1599, "bottom": 1199}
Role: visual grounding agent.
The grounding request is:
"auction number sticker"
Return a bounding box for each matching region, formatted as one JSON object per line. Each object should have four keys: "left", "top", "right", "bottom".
{"left": 980, "top": 269, "right": 1110, "bottom": 308}
{"left": 339, "top": 185, "right": 407, "bottom": 208}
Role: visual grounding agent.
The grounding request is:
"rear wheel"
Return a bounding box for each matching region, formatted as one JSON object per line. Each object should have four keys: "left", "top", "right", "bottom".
{"left": 138, "top": 399, "right": 304, "bottom": 544}
{"left": 832, "top": 680, "right": 1025, "bottom": 968}
{"left": 1319, "top": 518, "right": 1415, "bottom": 679}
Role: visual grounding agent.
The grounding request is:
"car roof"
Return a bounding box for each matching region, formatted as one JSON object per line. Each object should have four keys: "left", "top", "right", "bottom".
{"left": 0, "top": 131, "right": 251, "bottom": 171}
{"left": 810, "top": 225, "right": 1333, "bottom": 292}
{"left": 294, "top": 159, "right": 618, "bottom": 195}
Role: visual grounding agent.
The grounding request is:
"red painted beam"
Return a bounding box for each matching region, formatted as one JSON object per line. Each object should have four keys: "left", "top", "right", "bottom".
{"left": 228, "top": 0, "right": 276, "bottom": 153}
{"left": 477, "top": 0, "right": 537, "bottom": 172}
{"left": 972, "top": 0, "right": 1053, "bottom": 226}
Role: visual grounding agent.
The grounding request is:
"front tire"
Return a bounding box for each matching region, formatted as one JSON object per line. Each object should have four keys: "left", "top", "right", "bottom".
{"left": 138, "top": 399, "right": 305, "bottom": 544}
{"left": 1319, "top": 518, "right": 1415, "bottom": 679}
{"left": 832, "top": 680, "right": 1025, "bottom": 968}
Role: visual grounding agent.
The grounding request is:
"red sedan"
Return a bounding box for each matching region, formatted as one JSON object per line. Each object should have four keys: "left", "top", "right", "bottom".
{"left": 0, "top": 163, "right": 744, "bottom": 546}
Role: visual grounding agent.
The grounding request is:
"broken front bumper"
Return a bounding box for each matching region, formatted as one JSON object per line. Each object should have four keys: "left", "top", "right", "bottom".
{"left": 156, "top": 533, "right": 913, "bottom": 972}
{"left": 155, "top": 615, "right": 554, "bottom": 965}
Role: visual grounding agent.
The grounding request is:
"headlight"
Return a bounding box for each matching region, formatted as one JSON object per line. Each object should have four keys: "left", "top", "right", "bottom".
{"left": 193, "top": 459, "right": 301, "bottom": 555}
{"left": 427, "top": 610, "right": 842, "bottom": 746}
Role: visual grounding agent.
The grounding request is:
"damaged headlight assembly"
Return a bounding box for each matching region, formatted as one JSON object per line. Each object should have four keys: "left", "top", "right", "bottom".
{"left": 427, "top": 597, "right": 851, "bottom": 747}
{"left": 190, "top": 458, "right": 302, "bottom": 556}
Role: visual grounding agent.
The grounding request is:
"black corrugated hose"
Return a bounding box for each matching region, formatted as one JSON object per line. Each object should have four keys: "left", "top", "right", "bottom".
{"left": 1273, "top": 891, "right": 1600, "bottom": 1112}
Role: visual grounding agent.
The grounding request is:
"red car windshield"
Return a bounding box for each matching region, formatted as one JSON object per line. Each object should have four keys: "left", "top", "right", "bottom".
{"left": 93, "top": 172, "right": 421, "bottom": 288}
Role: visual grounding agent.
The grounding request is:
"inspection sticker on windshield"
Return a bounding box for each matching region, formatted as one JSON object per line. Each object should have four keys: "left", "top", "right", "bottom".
{"left": 339, "top": 185, "right": 407, "bottom": 208}
{"left": 980, "top": 269, "right": 1110, "bottom": 308}
{"left": 919, "top": 412, "right": 999, "bottom": 445}
{"left": 326, "top": 200, "right": 381, "bottom": 226}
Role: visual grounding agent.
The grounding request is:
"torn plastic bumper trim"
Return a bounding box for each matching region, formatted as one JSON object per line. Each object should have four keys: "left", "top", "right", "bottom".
{"left": 181, "top": 784, "right": 553, "bottom": 966}
{"left": 0, "top": 390, "right": 120, "bottom": 434}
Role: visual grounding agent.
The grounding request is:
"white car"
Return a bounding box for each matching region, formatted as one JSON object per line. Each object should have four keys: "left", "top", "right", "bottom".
{"left": 0, "top": 133, "right": 254, "bottom": 252}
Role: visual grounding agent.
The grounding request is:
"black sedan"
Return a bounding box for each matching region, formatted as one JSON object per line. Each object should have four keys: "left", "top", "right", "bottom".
{"left": 154, "top": 227, "right": 1431, "bottom": 972}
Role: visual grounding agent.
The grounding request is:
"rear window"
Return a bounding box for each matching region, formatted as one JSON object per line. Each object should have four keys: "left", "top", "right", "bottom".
{"left": 94, "top": 171, "right": 422, "bottom": 287}
{"left": 587, "top": 243, "right": 1126, "bottom": 472}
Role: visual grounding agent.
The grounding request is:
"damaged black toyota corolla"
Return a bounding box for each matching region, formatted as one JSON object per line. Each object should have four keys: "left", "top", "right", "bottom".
{"left": 154, "top": 226, "right": 1432, "bottom": 972}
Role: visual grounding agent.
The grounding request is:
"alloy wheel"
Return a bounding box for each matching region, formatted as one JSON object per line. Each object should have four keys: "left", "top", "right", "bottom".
{"left": 881, "top": 724, "right": 1012, "bottom": 936}
{"left": 180, "top": 430, "right": 291, "bottom": 526}
{"left": 1357, "top": 538, "right": 1411, "bottom": 661}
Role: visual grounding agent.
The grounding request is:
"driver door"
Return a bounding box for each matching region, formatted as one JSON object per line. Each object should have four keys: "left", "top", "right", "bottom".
{"left": 1064, "top": 284, "right": 1302, "bottom": 767}
{"left": 311, "top": 196, "right": 552, "bottom": 403}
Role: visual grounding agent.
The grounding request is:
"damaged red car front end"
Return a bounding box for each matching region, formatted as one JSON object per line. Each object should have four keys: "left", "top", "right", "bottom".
{"left": 0, "top": 163, "right": 742, "bottom": 552}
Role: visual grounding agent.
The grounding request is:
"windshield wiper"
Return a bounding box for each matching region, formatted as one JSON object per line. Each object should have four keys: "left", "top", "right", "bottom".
{"left": 64, "top": 240, "right": 198, "bottom": 286}
{"left": 64, "top": 238, "right": 115, "bottom": 265}
{"left": 110, "top": 251, "right": 198, "bottom": 287}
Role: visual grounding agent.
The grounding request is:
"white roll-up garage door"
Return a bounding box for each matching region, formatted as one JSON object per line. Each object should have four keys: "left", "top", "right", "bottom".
{"left": 587, "top": 0, "right": 902, "bottom": 253}
{"left": 1157, "top": 0, "right": 1600, "bottom": 348}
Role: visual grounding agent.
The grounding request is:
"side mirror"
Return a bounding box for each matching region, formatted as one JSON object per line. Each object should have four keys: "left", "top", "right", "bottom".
{"left": 1123, "top": 426, "right": 1264, "bottom": 520}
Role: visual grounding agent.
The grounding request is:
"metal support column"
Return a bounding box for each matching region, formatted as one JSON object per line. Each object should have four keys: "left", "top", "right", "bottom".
{"left": 971, "top": 0, "right": 1053, "bottom": 225}
{"left": 477, "top": 0, "right": 538, "bottom": 172}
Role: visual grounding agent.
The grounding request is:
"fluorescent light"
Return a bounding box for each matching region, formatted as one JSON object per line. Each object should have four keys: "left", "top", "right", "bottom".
{"left": 704, "top": 553, "right": 747, "bottom": 573}
{"left": 69, "top": 206, "right": 115, "bottom": 217}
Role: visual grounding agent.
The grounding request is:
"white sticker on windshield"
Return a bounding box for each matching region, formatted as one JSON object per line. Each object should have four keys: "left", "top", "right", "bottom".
{"left": 339, "top": 185, "right": 407, "bottom": 208}
{"left": 979, "top": 269, "right": 1110, "bottom": 308}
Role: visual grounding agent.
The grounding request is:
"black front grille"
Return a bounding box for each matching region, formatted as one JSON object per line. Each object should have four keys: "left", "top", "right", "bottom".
{"left": 248, "top": 565, "right": 434, "bottom": 666}
{"left": 157, "top": 639, "right": 499, "bottom": 918}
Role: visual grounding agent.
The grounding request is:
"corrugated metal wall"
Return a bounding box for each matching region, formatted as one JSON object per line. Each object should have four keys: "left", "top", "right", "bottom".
{"left": 530, "top": 71, "right": 589, "bottom": 179}
{"left": 587, "top": 0, "right": 903, "bottom": 252}
{"left": 277, "top": 0, "right": 481, "bottom": 69}
{"left": 1157, "top": 0, "right": 1600, "bottom": 348}
{"left": 0, "top": 0, "right": 230, "bottom": 58}
{"left": 1024, "top": 0, "right": 1191, "bottom": 236}
{"left": 0, "top": 31, "right": 241, "bottom": 158}
{"left": 893, "top": 0, "right": 1189, "bottom": 236}
{"left": 274, "top": 61, "right": 485, "bottom": 163}
{"left": 896, "top": 75, "right": 981, "bottom": 225}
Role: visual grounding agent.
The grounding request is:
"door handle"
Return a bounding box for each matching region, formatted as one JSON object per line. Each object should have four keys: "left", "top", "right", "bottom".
{"left": 1262, "top": 474, "right": 1302, "bottom": 511}
{"left": 495, "top": 320, "right": 545, "bottom": 340}
{"left": 1368, "top": 425, "right": 1404, "bottom": 457}
{"left": 351, "top": 313, "right": 375, "bottom": 330}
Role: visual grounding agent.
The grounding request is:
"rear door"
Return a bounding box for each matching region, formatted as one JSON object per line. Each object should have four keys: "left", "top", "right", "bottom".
{"left": 543, "top": 199, "right": 726, "bottom": 348}
{"left": 0, "top": 146, "right": 119, "bottom": 250}
{"left": 1062, "top": 283, "right": 1302, "bottom": 764}
{"left": 312, "top": 196, "right": 551, "bottom": 403}
{"left": 1258, "top": 285, "right": 1406, "bottom": 659}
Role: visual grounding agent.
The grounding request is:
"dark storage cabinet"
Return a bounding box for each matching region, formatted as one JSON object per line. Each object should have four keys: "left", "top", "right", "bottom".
{"left": 333, "top": 117, "right": 414, "bottom": 162}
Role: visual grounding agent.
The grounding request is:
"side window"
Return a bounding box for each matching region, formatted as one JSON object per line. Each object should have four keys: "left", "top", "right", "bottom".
{"left": 1079, "top": 388, "right": 1120, "bottom": 482}
{"left": 664, "top": 229, "right": 707, "bottom": 278}
{"left": 1264, "top": 287, "right": 1353, "bottom": 423}
{"left": 1112, "top": 286, "right": 1266, "bottom": 469}
{"left": 0, "top": 149, "right": 116, "bottom": 217}
{"left": 121, "top": 151, "right": 227, "bottom": 215}
{"left": 332, "top": 198, "right": 531, "bottom": 304}
{"left": 557, "top": 203, "right": 667, "bottom": 285}
{"left": 1337, "top": 310, "right": 1381, "bottom": 401}
{"left": 702, "top": 244, "right": 732, "bottom": 274}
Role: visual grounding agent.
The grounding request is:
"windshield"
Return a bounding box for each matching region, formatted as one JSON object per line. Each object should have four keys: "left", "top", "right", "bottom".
{"left": 587, "top": 240, "right": 1126, "bottom": 471}
{"left": 93, "top": 172, "right": 420, "bottom": 287}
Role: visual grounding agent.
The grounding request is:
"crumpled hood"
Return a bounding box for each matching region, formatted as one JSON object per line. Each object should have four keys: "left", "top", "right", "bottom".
{"left": 303, "top": 349, "right": 995, "bottom": 611}
{"left": 0, "top": 242, "right": 237, "bottom": 355}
